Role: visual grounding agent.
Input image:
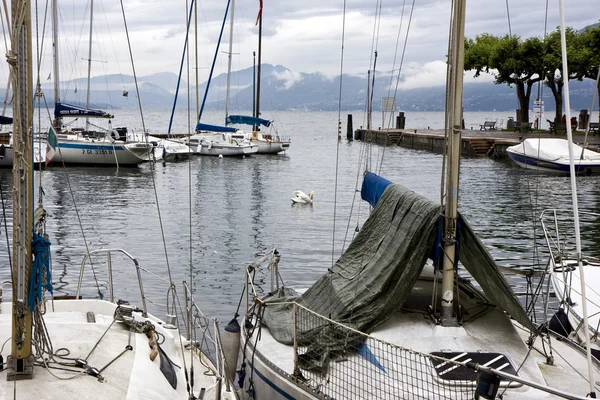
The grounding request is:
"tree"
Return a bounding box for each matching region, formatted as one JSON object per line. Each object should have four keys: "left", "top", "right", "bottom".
{"left": 579, "top": 23, "right": 600, "bottom": 123}
{"left": 464, "top": 34, "right": 545, "bottom": 124}
{"left": 542, "top": 28, "right": 586, "bottom": 124}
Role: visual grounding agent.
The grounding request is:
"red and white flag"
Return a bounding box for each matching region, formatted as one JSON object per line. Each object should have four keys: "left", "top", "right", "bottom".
{"left": 255, "top": 0, "right": 263, "bottom": 26}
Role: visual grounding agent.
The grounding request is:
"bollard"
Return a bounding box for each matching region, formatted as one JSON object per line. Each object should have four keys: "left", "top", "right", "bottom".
{"left": 579, "top": 109, "right": 589, "bottom": 130}
{"left": 347, "top": 114, "right": 353, "bottom": 140}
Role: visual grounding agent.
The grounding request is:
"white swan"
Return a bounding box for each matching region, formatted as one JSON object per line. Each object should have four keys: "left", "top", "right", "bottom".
{"left": 291, "top": 190, "right": 314, "bottom": 204}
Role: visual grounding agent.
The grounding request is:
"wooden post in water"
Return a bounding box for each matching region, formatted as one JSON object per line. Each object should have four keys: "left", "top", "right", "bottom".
{"left": 396, "top": 112, "right": 405, "bottom": 129}
{"left": 347, "top": 114, "right": 353, "bottom": 140}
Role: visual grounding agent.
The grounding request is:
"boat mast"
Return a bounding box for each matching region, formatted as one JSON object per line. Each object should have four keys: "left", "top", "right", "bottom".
{"left": 224, "top": 0, "right": 235, "bottom": 123}
{"left": 52, "top": 0, "right": 61, "bottom": 129}
{"left": 558, "top": 0, "right": 595, "bottom": 394}
{"left": 252, "top": 50, "right": 256, "bottom": 122}
{"left": 8, "top": 0, "right": 34, "bottom": 380}
{"left": 85, "top": 0, "right": 94, "bottom": 131}
{"left": 440, "top": 0, "right": 466, "bottom": 326}
{"left": 255, "top": 5, "right": 262, "bottom": 129}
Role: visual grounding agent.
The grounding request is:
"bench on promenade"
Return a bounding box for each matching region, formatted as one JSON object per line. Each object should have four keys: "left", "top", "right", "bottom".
{"left": 514, "top": 122, "right": 533, "bottom": 132}
{"left": 590, "top": 122, "right": 600, "bottom": 136}
{"left": 548, "top": 120, "right": 566, "bottom": 134}
{"left": 479, "top": 121, "right": 496, "bottom": 130}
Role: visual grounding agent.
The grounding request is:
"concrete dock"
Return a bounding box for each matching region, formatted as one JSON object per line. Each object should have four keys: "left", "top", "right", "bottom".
{"left": 354, "top": 128, "right": 600, "bottom": 158}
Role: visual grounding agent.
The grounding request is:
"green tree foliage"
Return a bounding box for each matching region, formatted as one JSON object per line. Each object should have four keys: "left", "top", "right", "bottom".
{"left": 579, "top": 24, "right": 600, "bottom": 122}
{"left": 542, "top": 27, "right": 586, "bottom": 124}
{"left": 465, "top": 34, "right": 545, "bottom": 124}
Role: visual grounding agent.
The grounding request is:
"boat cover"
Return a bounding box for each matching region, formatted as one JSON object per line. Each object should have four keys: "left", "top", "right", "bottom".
{"left": 262, "top": 180, "right": 535, "bottom": 371}
{"left": 195, "top": 122, "right": 236, "bottom": 133}
{"left": 508, "top": 138, "right": 600, "bottom": 162}
{"left": 54, "top": 102, "right": 114, "bottom": 119}
{"left": 226, "top": 115, "right": 271, "bottom": 127}
{"left": 0, "top": 115, "right": 13, "bottom": 125}
{"left": 361, "top": 171, "right": 392, "bottom": 207}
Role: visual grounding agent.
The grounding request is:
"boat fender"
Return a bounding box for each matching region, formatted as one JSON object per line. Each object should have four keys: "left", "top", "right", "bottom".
{"left": 222, "top": 318, "right": 241, "bottom": 384}
{"left": 147, "top": 329, "right": 159, "bottom": 361}
{"left": 549, "top": 308, "right": 573, "bottom": 338}
{"left": 110, "top": 130, "right": 120, "bottom": 141}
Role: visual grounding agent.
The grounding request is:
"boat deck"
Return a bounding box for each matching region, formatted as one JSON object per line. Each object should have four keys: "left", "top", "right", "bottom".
{"left": 244, "top": 276, "right": 600, "bottom": 399}
{"left": 0, "top": 299, "right": 228, "bottom": 399}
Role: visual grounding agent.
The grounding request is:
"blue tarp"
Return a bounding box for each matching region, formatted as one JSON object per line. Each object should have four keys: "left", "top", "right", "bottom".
{"left": 226, "top": 115, "right": 271, "bottom": 127}
{"left": 195, "top": 122, "right": 236, "bottom": 133}
{"left": 361, "top": 172, "right": 392, "bottom": 207}
{"left": 0, "top": 115, "right": 13, "bottom": 125}
{"left": 54, "top": 103, "right": 114, "bottom": 119}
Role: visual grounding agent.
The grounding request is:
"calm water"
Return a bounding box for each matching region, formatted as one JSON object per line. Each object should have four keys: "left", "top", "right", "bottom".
{"left": 1, "top": 110, "right": 600, "bottom": 325}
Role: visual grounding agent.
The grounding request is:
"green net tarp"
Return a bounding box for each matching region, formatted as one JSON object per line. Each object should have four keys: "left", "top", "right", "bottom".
{"left": 261, "top": 183, "right": 535, "bottom": 371}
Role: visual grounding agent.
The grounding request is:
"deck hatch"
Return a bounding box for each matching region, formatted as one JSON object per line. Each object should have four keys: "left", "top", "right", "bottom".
{"left": 429, "top": 352, "right": 518, "bottom": 382}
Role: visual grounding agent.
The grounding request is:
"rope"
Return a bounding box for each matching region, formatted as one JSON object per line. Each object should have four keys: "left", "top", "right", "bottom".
{"left": 28, "top": 232, "right": 53, "bottom": 312}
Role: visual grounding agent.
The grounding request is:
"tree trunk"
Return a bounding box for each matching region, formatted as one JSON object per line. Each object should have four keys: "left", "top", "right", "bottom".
{"left": 515, "top": 82, "right": 530, "bottom": 124}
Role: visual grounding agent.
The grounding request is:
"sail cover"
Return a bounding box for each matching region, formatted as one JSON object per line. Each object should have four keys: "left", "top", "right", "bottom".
{"left": 195, "top": 122, "right": 236, "bottom": 133}
{"left": 262, "top": 178, "right": 535, "bottom": 370}
{"left": 54, "top": 103, "right": 114, "bottom": 119}
{"left": 226, "top": 115, "right": 271, "bottom": 127}
{"left": 0, "top": 115, "right": 13, "bottom": 125}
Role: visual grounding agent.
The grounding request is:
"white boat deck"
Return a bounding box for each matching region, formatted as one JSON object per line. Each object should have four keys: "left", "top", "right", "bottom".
{"left": 244, "top": 277, "right": 600, "bottom": 399}
{"left": 0, "top": 299, "right": 231, "bottom": 399}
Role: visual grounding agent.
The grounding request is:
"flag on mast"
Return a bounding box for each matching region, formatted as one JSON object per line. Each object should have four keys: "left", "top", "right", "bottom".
{"left": 255, "top": 0, "right": 263, "bottom": 26}
{"left": 46, "top": 126, "right": 57, "bottom": 165}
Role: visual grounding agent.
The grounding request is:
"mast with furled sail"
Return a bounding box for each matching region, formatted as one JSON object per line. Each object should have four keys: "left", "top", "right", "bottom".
{"left": 7, "top": 0, "right": 35, "bottom": 380}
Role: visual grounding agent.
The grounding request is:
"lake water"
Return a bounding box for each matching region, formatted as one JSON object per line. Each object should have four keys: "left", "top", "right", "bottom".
{"left": 1, "top": 109, "right": 600, "bottom": 326}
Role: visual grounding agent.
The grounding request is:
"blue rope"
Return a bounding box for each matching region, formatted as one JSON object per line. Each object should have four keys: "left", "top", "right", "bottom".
{"left": 29, "top": 232, "right": 53, "bottom": 312}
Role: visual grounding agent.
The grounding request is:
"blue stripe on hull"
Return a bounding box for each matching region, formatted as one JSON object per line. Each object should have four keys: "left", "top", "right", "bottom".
{"left": 249, "top": 361, "right": 297, "bottom": 400}
{"left": 507, "top": 151, "right": 600, "bottom": 174}
{"left": 58, "top": 143, "right": 125, "bottom": 151}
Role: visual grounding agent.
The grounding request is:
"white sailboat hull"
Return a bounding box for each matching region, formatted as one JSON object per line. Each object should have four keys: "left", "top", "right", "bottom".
{"left": 253, "top": 140, "right": 290, "bottom": 154}
{"left": 51, "top": 135, "right": 153, "bottom": 166}
{"left": 187, "top": 133, "right": 258, "bottom": 157}
{"left": 0, "top": 139, "right": 47, "bottom": 167}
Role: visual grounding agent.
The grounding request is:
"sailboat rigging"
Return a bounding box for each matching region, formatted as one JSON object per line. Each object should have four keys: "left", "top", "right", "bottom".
{"left": 0, "top": 1, "right": 236, "bottom": 398}
{"left": 48, "top": 0, "right": 152, "bottom": 167}
{"left": 225, "top": 0, "right": 291, "bottom": 154}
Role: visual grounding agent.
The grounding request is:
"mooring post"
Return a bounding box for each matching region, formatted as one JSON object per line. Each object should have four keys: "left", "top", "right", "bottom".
{"left": 347, "top": 114, "right": 353, "bottom": 140}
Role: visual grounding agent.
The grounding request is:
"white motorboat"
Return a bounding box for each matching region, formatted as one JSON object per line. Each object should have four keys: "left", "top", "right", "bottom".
{"left": 506, "top": 138, "right": 600, "bottom": 175}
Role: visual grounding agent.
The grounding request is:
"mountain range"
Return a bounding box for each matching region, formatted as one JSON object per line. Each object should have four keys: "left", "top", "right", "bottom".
{"left": 9, "top": 63, "right": 598, "bottom": 113}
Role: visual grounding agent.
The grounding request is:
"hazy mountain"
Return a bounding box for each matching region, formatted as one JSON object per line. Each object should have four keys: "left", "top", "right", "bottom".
{"left": 4, "top": 64, "right": 597, "bottom": 113}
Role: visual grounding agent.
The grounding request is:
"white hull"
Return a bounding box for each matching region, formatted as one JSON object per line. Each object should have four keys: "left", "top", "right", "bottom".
{"left": 0, "top": 139, "right": 47, "bottom": 167}
{"left": 51, "top": 134, "right": 153, "bottom": 166}
{"left": 551, "top": 259, "right": 600, "bottom": 341}
{"left": 253, "top": 140, "right": 290, "bottom": 154}
{"left": 187, "top": 133, "right": 258, "bottom": 157}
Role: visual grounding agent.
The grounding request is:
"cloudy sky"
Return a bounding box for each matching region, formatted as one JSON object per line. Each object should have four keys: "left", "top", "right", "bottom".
{"left": 6, "top": 0, "right": 599, "bottom": 90}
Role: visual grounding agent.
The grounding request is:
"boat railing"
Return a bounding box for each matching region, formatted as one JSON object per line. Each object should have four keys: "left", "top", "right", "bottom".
{"left": 280, "top": 302, "right": 588, "bottom": 400}
{"left": 75, "top": 248, "right": 150, "bottom": 316}
{"left": 540, "top": 209, "right": 600, "bottom": 262}
{"left": 183, "top": 281, "right": 239, "bottom": 398}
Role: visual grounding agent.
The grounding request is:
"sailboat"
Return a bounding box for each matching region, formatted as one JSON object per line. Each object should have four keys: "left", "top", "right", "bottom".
{"left": 0, "top": 2, "right": 236, "bottom": 399}
{"left": 183, "top": 0, "right": 258, "bottom": 158}
{"left": 224, "top": 4, "right": 291, "bottom": 155}
{"left": 235, "top": 1, "right": 599, "bottom": 399}
{"left": 48, "top": 0, "right": 152, "bottom": 167}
